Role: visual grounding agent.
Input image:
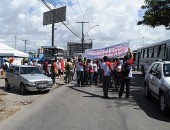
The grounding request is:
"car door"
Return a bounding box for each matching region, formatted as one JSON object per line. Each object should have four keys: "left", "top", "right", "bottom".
{"left": 7, "top": 66, "right": 15, "bottom": 86}
{"left": 13, "top": 67, "right": 20, "bottom": 88}
{"left": 148, "top": 63, "right": 159, "bottom": 92}
{"left": 152, "top": 63, "right": 162, "bottom": 95}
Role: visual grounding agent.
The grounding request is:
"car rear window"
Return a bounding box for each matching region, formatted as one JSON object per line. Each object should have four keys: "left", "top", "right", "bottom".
{"left": 20, "top": 67, "right": 41, "bottom": 74}
{"left": 163, "top": 64, "right": 170, "bottom": 77}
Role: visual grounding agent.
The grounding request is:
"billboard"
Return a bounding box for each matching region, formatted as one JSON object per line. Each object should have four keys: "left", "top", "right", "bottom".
{"left": 43, "top": 6, "right": 66, "bottom": 25}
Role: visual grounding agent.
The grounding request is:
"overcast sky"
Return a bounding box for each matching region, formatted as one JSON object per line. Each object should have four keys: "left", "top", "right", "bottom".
{"left": 0, "top": 0, "right": 170, "bottom": 53}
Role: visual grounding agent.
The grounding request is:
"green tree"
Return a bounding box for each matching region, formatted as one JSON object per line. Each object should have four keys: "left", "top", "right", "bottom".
{"left": 137, "top": 0, "right": 170, "bottom": 29}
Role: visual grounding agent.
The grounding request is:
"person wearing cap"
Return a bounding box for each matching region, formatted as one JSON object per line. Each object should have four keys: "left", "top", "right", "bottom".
{"left": 101, "top": 56, "right": 112, "bottom": 98}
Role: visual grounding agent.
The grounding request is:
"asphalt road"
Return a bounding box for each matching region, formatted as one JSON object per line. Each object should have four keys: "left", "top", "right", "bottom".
{"left": 0, "top": 71, "right": 170, "bottom": 130}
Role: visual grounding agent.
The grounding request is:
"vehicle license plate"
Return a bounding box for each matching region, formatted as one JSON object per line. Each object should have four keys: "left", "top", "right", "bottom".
{"left": 39, "top": 84, "right": 47, "bottom": 88}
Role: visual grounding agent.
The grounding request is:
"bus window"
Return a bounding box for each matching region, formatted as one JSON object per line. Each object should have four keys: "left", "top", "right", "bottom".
{"left": 149, "top": 47, "right": 153, "bottom": 58}
{"left": 154, "top": 46, "right": 159, "bottom": 57}
{"left": 157, "top": 45, "right": 161, "bottom": 57}
{"left": 144, "top": 48, "right": 148, "bottom": 58}
{"left": 159, "top": 44, "right": 166, "bottom": 58}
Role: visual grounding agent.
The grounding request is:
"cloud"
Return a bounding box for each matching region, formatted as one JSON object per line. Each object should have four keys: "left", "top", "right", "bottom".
{"left": 0, "top": 0, "right": 170, "bottom": 53}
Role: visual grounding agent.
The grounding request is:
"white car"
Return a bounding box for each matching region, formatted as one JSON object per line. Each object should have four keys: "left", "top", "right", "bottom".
{"left": 5, "top": 65, "right": 53, "bottom": 94}
{"left": 145, "top": 60, "right": 170, "bottom": 114}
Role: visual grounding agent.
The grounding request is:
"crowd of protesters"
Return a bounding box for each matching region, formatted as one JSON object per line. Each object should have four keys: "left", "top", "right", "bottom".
{"left": 75, "top": 48, "right": 134, "bottom": 98}
{"left": 1, "top": 48, "right": 133, "bottom": 98}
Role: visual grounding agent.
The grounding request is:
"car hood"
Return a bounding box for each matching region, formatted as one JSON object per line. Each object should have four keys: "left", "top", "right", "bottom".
{"left": 21, "top": 74, "right": 52, "bottom": 82}
{"left": 163, "top": 77, "right": 170, "bottom": 89}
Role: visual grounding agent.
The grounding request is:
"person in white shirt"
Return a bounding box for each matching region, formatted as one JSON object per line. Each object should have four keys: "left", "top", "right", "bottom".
{"left": 93, "top": 60, "right": 98, "bottom": 85}
{"left": 102, "top": 56, "right": 112, "bottom": 98}
{"left": 76, "top": 58, "right": 84, "bottom": 87}
{"left": 36, "top": 61, "right": 42, "bottom": 72}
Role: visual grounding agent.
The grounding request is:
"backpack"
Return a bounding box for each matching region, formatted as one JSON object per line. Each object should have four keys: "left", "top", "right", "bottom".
{"left": 121, "top": 62, "right": 130, "bottom": 78}
{"left": 66, "top": 64, "right": 70, "bottom": 71}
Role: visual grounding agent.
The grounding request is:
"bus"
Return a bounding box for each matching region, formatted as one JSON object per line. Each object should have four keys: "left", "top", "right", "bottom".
{"left": 136, "top": 39, "right": 170, "bottom": 75}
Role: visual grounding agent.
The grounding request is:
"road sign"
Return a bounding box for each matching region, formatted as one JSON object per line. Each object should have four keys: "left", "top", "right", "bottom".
{"left": 43, "top": 6, "right": 66, "bottom": 26}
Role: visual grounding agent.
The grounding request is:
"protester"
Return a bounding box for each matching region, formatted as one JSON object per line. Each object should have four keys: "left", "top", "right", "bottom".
{"left": 2, "top": 60, "right": 9, "bottom": 71}
{"left": 64, "top": 58, "right": 73, "bottom": 84}
{"left": 83, "top": 58, "right": 88, "bottom": 85}
{"left": 51, "top": 60, "right": 58, "bottom": 85}
{"left": 24, "top": 61, "right": 28, "bottom": 65}
{"left": 36, "top": 61, "right": 42, "bottom": 72}
{"left": 119, "top": 55, "right": 133, "bottom": 98}
{"left": 76, "top": 58, "right": 84, "bottom": 87}
{"left": 57, "top": 59, "right": 62, "bottom": 79}
{"left": 87, "top": 59, "right": 93, "bottom": 85}
{"left": 93, "top": 60, "right": 98, "bottom": 85}
{"left": 101, "top": 56, "right": 112, "bottom": 98}
{"left": 44, "top": 59, "right": 49, "bottom": 76}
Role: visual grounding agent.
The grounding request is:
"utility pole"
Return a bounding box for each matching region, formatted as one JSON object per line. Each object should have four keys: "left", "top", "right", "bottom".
{"left": 22, "top": 40, "right": 29, "bottom": 53}
{"left": 15, "top": 35, "right": 16, "bottom": 49}
{"left": 52, "top": 10, "right": 55, "bottom": 46}
{"left": 77, "top": 21, "right": 89, "bottom": 53}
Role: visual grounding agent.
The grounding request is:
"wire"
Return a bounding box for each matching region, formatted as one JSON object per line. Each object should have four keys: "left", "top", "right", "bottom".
{"left": 66, "top": 0, "right": 79, "bottom": 17}
{"left": 76, "top": 0, "right": 88, "bottom": 21}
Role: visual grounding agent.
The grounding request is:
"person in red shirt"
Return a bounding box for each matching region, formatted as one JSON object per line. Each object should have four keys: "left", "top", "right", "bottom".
{"left": 44, "top": 59, "right": 49, "bottom": 76}
{"left": 51, "top": 60, "right": 58, "bottom": 84}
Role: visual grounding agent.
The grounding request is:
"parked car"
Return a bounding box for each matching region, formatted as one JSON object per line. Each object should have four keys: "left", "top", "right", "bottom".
{"left": 145, "top": 60, "right": 170, "bottom": 114}
{"left": 5, "top": 65, "right": 53, "bottom": 94}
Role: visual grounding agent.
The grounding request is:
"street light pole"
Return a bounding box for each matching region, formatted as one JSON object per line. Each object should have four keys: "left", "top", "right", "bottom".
{"left": 15, "top": 35, "right": 16, "bottom": 49}
{"left": 85, "top": 25, "right": 99, "bottom": 36}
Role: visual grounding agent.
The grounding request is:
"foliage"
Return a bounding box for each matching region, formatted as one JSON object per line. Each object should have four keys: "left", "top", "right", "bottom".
{"left": 137, "top": 0, "right": 170, "bottom": 29}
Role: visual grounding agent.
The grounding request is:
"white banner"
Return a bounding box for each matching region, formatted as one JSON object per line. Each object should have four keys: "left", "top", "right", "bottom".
{"left": 83, "top": 42, "right": 129, "bottom": 59}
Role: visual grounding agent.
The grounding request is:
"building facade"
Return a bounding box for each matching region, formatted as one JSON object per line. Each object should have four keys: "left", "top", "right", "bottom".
{"left": 67, "top": 42, "right": 92, "bottom": 57}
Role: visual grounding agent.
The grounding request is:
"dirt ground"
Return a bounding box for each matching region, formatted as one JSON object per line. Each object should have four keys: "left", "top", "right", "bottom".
{"left": 0, "top": 78, "right": 65, "bottom": 123}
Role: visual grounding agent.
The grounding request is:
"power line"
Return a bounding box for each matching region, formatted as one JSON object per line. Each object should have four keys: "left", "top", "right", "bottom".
{"left": 76, "top": 0, "right": 88, "bottom": 21}
{"left": 66, "top": 0, "right": 79, "bottom": 17}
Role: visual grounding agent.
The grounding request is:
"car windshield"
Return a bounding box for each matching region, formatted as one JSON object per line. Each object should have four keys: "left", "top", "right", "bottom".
{"left": 163, "top": 64, "right": 170, "bottom": 77}
{"left": 20, "top": 67, "right": 41, "bottom": 74}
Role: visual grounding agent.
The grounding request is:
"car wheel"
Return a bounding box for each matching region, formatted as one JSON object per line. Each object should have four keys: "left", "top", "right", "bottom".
{"left": 145, "top": 83, "right": 151, "bottom": 99}
{"left": 5, "top": 79, "right": 10, "bottom": 90}
{"left": 160, "top": 92, "right": 169, "bottom": 114}
{"left": 20, "top": 83, "right": 27, "bottom": 95}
